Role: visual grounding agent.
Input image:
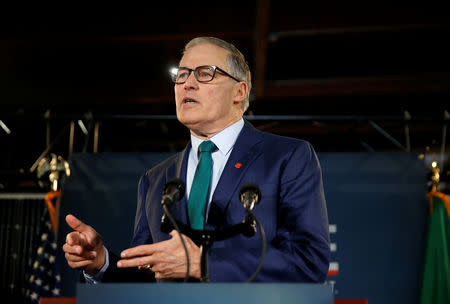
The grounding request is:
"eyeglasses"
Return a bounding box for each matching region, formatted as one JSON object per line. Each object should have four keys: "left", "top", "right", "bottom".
{"left": 171, "top": 65, "right": 242, "bottom": 84}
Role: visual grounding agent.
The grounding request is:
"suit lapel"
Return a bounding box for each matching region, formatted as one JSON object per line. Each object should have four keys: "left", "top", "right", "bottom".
{"left": 165, "top": 122, "right": 264, "bottom": 228}
{"left": 208, "top": 121, "right": 264, "bottom": 224}
{"left": 165, "top": 143, "right": 190, "bottom": 224}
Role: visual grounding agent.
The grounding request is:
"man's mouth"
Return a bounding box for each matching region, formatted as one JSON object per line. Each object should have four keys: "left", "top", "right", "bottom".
{"left": 183, "top": 98, "right": 198, "bottom": 104}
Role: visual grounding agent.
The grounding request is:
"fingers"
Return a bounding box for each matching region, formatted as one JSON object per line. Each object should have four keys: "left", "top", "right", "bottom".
{"left": 120, "top": 243, "right": 161, "bottom": 259}
{"left": 65, "top": 251, "right": 97, "bottom": 262}
{"left": 65, "top": 215, "right": 103, "bottom": 250}
{"left": 65, "top": 231, "right": 82, "bottom": 246}
{"left": 66, "top": 259, "right": 94, "bottom": 269}
{"left": 65, "top": 231, "right": 91, "bottom": 252}
{"left": 117, "top": 233, "right": 201, "bottom": 279}
{"left": 118, "top": 256, "right": 156, "bottom": 268}
{"left": 65, "top": 214, "right": 92, "bottom": 234}
{"left": 63, "top": 243, "right": 97, "bottom": 259}
{"left": 118, "top": 243, "right": 161, "bottom": 268}
{"left": 64, "top": 248, "right": 97, "bottom": 270}
{"left": 62, "top": 216, "right": 106, "bottom": 273}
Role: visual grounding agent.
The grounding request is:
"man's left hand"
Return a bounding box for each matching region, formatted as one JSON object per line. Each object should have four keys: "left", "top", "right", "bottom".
{"left": 117, "top": 230, "right": 201, "bottom": 280}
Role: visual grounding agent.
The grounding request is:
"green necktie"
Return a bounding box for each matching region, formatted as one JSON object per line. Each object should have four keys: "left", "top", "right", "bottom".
{"left": 188, "top": 140, "right": 216, "bottom": 230}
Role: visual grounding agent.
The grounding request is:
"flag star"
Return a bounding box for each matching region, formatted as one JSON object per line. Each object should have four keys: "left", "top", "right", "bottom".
{"left": 31, "top": 292, "right": 38, "bottom": 300}
{"left": 40, "top": 266, "right": 45, "bottom": 271}
{"left": 49, "top": 255, "right": 55, "bottom": 263}
{"left": 48, "top": 270, "right": 53, "bottom": 276}
{"left": 37, "top": 246, "right": 44, "bottom": 255}
{"left": 43, "top": 285, "right": 50, "bottom": 291}
{"left": 29, "top": 275, "right": 35, "bottom": 283}
{"left": 41, "top": 233, "right": 48, "bottom": 241}
{"left": 51, "top": 242, "right": 57, "bottom": 250}
{"left": 44, "top": 253, "right": 49, "bottom": 259}
{"left": 56, "top": 274, "right": 61, "bottom": 282}
{"left": 33, "top": 261, "right": 39, "bottom": 269}
{"left": 35, "top": 278, "right": 42, "bottom": 286}
{"left": 52, "top": 288, "right": 60, "bottom": 296}
{"left": 46, "top": 221, "right": 52, "bottom": 229}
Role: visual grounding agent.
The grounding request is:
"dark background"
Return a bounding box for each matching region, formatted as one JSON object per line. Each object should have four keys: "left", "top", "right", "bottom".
{"left": 0, "top": 3, "right": 444, "bottom": 303}
{"left": 1, "top": 2, "right": 449, "bottom": 191}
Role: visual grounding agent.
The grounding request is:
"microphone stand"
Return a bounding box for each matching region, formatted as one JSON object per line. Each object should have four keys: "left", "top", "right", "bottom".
{"left": 199, "top": 233, "right": 212, "bottom": 282}
{"left": 161, "top": 211, "right": 264, "bottom": 282}
{"left": 161, "top": 206, "right": 190, "bottom": 283}
{"left": 245, "top": 213, "right": 266, "bottom": 282}
{"left": 199, "top": 212, "right": 264, "bottom": 282}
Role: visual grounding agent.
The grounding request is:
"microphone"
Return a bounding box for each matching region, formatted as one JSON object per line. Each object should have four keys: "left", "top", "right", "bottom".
{"left": 238, "top": 182, "right": 266, "bottom": 282}
{"left": 239, "top": 182, "right": 261, "bottom": 212}
{"left": 161, "top": 178, "right": 185, "bottom": 208}
{"left": 160, "top": 178, "right": 190, "bottom": 282}
{"left": 161, "top": 178, "right": 185, "bottom": 232}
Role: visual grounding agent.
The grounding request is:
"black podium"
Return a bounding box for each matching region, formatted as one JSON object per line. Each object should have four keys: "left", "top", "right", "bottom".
{"left": 76, "top": 283, "right": 333, "bottom": 304}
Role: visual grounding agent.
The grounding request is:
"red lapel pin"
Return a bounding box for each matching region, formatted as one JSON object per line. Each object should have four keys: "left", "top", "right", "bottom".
{"left": 235, "top": 163, "right": 242, "bottom": 168}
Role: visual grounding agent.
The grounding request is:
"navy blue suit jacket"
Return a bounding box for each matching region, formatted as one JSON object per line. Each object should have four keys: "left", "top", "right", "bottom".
{"left": 129, "top": 121, "right": 330, "bottom": 282}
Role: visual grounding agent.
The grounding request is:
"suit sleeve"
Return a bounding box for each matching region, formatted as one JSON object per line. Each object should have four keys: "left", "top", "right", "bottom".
{"left": 208, "top": 142, "right": 330, "bottom": 282}
{"left": 130, "top": 172, "right": 154, "bottom": 247}
{"left": 267, "top": 142, "right": 330, "bottom": 282}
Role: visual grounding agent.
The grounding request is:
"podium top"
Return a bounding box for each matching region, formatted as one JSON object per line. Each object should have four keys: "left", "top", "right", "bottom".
{"left": 77, "top": 283, "right": 333, "bottom": 304}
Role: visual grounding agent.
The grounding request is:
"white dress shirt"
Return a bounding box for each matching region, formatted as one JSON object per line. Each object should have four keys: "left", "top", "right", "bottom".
{"left": 187, "top": 118, "right": 244, "bottom": 219}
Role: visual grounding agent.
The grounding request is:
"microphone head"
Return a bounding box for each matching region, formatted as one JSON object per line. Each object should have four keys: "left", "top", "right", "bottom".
{"left": 239, "top": 182, "right": 261, "bottom": 211}
{"left": 163, "top": 178, "right": 186, "bottom": 203}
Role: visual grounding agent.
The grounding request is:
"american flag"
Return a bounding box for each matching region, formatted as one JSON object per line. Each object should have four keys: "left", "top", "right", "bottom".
{"left": 24, "top": 206, "right": 62, "bottom": 304}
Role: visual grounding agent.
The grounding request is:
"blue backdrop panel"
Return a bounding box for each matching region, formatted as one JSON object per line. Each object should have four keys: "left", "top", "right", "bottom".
{"left": 57, "top": 152, "right": 428, "bottom": 304}
{"left": 320, "top": 153, "right": 428, "bottom": 304}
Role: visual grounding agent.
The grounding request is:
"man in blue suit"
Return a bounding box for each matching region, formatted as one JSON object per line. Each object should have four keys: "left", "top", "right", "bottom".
{"left": 63, "top": 36, "right": 330, "bottom": 283}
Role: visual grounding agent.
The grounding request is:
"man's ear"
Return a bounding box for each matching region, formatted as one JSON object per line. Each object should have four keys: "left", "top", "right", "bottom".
{"left": 233, "top": 82, "right": 248, "bottom": 105}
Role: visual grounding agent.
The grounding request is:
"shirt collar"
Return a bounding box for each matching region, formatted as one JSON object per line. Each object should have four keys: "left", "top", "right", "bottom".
{"left": 190, "top": 118, "right": 244, "bottom": 158}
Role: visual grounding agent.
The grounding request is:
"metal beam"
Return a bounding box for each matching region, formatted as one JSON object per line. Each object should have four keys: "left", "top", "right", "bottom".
{"left": 263, "top": 73, "right": 450, "bottom": 98}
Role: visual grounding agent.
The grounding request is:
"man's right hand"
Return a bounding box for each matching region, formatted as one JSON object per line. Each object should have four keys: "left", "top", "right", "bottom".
{"left": 62, "top": 214, "right": 106, "bottom": 276}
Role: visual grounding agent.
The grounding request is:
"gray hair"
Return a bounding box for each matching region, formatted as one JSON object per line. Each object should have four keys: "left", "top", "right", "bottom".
{"left": 183, "top": 37, "right": 252, "bottom": 112}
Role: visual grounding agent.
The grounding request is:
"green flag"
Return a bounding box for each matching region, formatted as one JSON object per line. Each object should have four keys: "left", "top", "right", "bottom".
{"left": 420, "top": 192, "right": 450, "bottom": 304}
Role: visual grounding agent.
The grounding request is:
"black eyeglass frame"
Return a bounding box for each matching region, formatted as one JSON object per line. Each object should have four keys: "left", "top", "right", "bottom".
{"left": 171, "top": 65, "right": 242, "bottom": 84}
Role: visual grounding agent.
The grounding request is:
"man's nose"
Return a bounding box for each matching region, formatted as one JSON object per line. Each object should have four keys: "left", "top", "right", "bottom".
{"left": 183, "top": 71, "right": 198, "bottom": 89}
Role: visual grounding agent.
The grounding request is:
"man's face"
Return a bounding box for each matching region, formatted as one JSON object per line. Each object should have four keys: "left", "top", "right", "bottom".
{"left": 175, "top": 43, "right": 244, "bottom": 138}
